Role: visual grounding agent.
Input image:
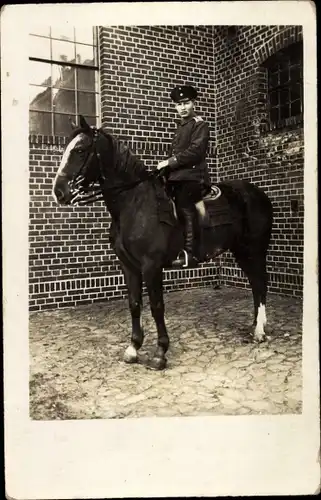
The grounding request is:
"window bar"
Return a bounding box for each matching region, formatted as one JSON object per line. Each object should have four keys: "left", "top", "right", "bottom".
{"left": 95, "top": 28, "right": 101, "bottom": 127}
{"left": 73, "top": 27, "right": 77, "bottom": 129}
{"left": 29, "top": 56, "right": 98, "bottom": 71}
{"left": 50, "top": 36, "right": 55, "bottom": 135}
{"left": 75, "top": 60, "right": 78, "bottom": 126}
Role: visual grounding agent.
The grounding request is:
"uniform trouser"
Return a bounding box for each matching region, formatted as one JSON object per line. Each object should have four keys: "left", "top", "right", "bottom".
{"left": 167, "top": 181, "right": 203, "bottom": 257}
{"left": 167, "top": 180, "right": 203, "bottom": 208}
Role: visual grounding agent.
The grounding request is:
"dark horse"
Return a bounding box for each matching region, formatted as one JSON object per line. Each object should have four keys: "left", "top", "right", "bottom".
{"left": 53, "top": 116, "right": 273, "bottom": 370}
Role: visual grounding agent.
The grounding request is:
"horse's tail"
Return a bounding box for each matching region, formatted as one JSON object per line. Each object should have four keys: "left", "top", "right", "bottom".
{"left": 218, "top": 179, "right": 273, "bottom": 250}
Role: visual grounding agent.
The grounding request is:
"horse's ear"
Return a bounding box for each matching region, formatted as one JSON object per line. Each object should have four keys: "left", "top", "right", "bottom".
{"left": 79, "top": 115, "right": 90, "bottom": 130}
{"left": 69, "top": 117, "right": 77, "bottom": 130}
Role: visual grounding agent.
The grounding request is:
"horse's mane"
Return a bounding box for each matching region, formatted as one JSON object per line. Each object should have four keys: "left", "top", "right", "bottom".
{"left": 99, "top": 128, "right": 147, "bottom": 179}
{"left": 66, "top": 125, "right": 148, "bottom": 183}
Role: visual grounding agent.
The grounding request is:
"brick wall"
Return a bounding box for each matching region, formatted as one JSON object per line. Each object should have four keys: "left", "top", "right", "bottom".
{"left": 213, "top": 25, "right": 304, "bottom": 297}
{"left": 29, "top": 25, "right": 220, "bottom": 311}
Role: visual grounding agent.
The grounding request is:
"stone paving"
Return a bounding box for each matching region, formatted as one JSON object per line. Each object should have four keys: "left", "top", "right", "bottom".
{"left": 29, "top": 287, "right": 302, "bottom": 419}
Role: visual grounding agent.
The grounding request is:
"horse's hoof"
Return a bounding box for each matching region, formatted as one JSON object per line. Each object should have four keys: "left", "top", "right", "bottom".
{"left": 253, "top": 333, "right": 266, "bottom": 343}
{"left": 123, "top": 345, "right": 138, "bottom": 364}
{"left": 147, "top": 356, "right": 167, "bottom": 371}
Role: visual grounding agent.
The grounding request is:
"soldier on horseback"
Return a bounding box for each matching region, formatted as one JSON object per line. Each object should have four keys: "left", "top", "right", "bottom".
{"left": 157, "top": 85, "right": 211, "bottom": 268}
{"left": 54, "top": 115, "right": 273, "bottom": 368}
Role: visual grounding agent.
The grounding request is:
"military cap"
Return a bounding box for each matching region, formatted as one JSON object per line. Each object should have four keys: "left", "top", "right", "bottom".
{"left": 170, "top": 85, "right": 198, "bottom": 103}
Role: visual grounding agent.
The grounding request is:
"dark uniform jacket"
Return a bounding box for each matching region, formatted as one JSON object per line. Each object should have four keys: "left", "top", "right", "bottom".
{"left": 167, "top": 113, "right": 210, "bottom": 185}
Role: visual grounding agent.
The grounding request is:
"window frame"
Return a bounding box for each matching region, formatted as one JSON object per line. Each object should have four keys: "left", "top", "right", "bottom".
{"left": 29, "top": 27, "right": 100, "bottom": 136}
{"left": 262, "top": 41, "right": 303, "bottom": 132}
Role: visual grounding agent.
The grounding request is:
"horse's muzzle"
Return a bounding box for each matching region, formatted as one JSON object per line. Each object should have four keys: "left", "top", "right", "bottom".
{"left": 55, "top": 187, "right": 65, "bottom": 202}
{"left": 53, "top": 175, "right": 73, "bottom": 205}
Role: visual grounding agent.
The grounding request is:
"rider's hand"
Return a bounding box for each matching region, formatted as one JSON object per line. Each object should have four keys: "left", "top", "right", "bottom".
{"left": 157, "top": 160, "right": 169, "bottom": 170}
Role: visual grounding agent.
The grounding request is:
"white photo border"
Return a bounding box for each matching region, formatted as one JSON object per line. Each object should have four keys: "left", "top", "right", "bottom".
{"left": 2, "top": 2, "right": 319, "bottom": 498}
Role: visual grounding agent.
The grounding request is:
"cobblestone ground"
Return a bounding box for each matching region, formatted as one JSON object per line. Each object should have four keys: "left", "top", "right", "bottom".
{"left": 29, "top": 287, "right": 302, "bottom": 419}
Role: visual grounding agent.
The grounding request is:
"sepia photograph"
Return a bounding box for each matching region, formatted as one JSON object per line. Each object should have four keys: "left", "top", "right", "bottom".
{"left": 2, "top": 1, "right": 319, "bottom": 498}
{"left": 29, "top": 22, "right": 304, "bottom": 419}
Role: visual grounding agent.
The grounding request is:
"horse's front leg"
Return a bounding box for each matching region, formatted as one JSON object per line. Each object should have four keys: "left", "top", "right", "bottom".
{"left": 120, "top": 262, "right": 144, "bottom": 364}
{"left": 143, "top": 264, "right": 169, "bottom": 370}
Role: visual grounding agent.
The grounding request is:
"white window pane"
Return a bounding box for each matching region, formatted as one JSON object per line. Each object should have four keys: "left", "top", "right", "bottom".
{"left": 54, "top": 113, "right": 76, "bottom": 136}
{"left": 53, "top": 89, "right": 76, "bottom": 113}
{"left": 75, "top": 43, "right": 95, "bottom": 65}
{"left": 29, "top": 26, "right": 51, "bottom": 37}
{"left": 29, "top": 35, "right": 51, "bottom": 59}
{"left": 52, "top": 39, "right": 75, "bottom": 63}
{"left": 29, "top": 85, "right": 52, "bottom": 111}
{"left": 51, "top": 25, "right": 75, "bottom": 42}
{"left": 76, "top": 67, "right": 96, "bottom": 91}
{"left": 30, "top": 111, "right": 52, "bottom": 135}
{"left": 77, "top": 92, "right": 96, "bottom": 115}
{"left": 29, "top": 61, "right": 52, "bottom": 86}
{"left": 52, "top": 64, "right": 75, "bottom": 89}
{"left": 75, "top": 26, "right": 94, "bottom": 44}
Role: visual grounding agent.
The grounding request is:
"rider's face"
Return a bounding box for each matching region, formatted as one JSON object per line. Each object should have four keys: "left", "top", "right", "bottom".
{"left": 175, "top": 99, "right": 195, "bottom": 119}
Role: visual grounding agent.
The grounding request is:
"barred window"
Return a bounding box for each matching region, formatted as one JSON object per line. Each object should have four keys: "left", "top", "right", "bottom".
{"left": 29, "top": 26, "right": 100, "bottom": 136}
{"left": 263, "top": 41, "right": 303, "bottom": 131}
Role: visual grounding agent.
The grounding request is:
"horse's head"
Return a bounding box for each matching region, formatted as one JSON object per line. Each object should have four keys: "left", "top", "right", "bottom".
{"left": 53, "top": 115, "right": 102, "bottom": 205}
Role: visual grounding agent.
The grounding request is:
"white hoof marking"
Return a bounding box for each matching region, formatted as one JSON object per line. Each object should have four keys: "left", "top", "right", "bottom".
{"left": 124, "top": 345, "right": 137, "bottom": 363}
{"left": 254, "top": 303, "right": 267, "bottom": 341}
{"left": 258, "top": 303, "right": 267, "bottom": 326}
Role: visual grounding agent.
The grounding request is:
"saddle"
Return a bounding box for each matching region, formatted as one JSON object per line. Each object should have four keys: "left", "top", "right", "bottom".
{"left": 154, "top": 180, "right": 232, "bottom": 229}
{"left": 195, "top": 185, "right": 233, "bottom": 228}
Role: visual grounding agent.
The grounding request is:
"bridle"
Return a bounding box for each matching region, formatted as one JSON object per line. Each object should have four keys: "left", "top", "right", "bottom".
{"left": 69, "top": 127, "right": 105, "bottom": 206}
{"left": 68, "top": 126, "right": 161, "bottom": 207}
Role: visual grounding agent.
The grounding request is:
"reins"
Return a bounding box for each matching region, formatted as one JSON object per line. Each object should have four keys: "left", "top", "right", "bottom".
{"left": 69, "top": 128, "right": 161, "bottom": 206}
{"left": 104, "top": 170, "right": 158, "bottom": 195}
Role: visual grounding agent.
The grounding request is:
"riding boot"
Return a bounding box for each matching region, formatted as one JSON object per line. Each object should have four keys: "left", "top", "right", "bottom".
{"left": 172, "top": 207, "right": 200, "bottom": 268}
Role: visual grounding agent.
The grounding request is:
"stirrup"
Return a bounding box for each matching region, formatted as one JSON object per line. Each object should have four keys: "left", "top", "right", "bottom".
{"left": 172, "top": 249, "right": 199, "bottom": 268}
{"left": 181, "top": 249, "right": 189, "bottom": 268}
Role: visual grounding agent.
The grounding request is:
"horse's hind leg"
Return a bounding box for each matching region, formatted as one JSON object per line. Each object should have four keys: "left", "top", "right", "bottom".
{"left": 233, "top": 250, "right": 268, "bottom": 343}
{"left": 143, "top": 263, "right": 169, "bottom": 370}
{"left": 253, "top": 256, "right": 268, "bottom": 341}
{"left": 121, "top": 263, "right": 144, "bottom": 364}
